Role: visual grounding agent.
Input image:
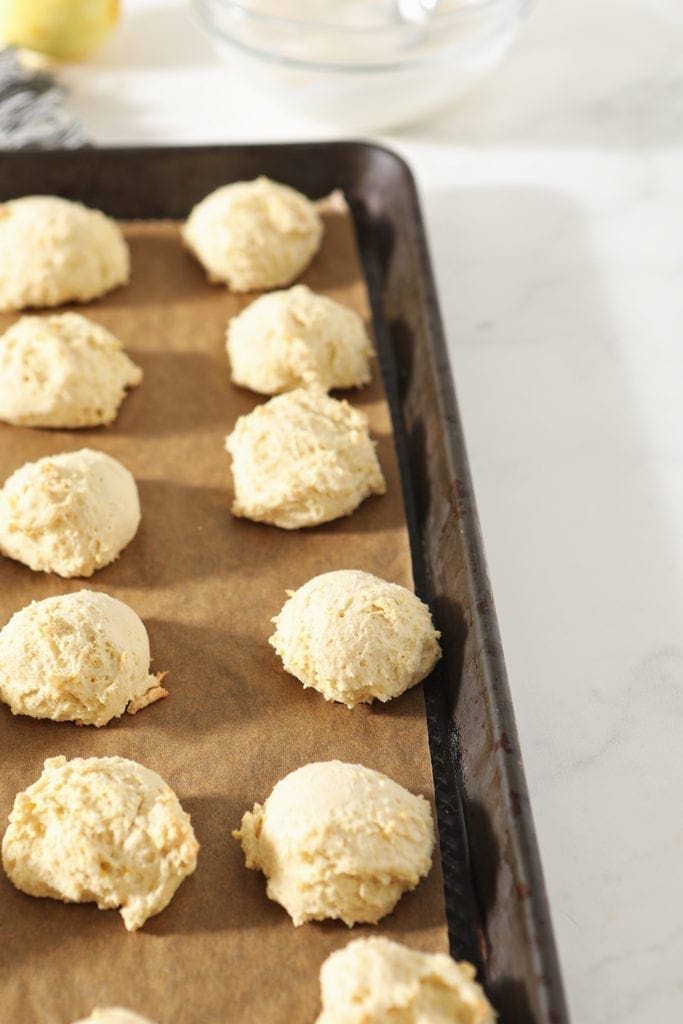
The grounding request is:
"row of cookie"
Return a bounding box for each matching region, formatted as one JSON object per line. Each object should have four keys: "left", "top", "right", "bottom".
{"left": 182, "top": 181, "right": 475, "bottom": 1023}
{"left": 0, "top": 177, "right": 323, "bottom": 314}
{"left": 3, "top": 755, "right": 430, "bottom": 929}
{"left": 0, "top": 389, "right": 383, "bottom": 579}
{"left": 197, "top": 182, "right": 481, "bottom": 1023}
{"left": 2, "top": 755, "right": 493, "bottom": 1023}
{"left": 0, "top": 394, "right": 385, "bottom": 541}
{"left": 4, "top": 754, "right": 493, "bottom": 1021}
{"left": 60, "top": 936, "right": 495, "bottom": 1024}
{"left": 0, "top": 569, "right": 440, "bottom": 723}
{"left": 0, "top": 282, "right": 373, "bottom": 429}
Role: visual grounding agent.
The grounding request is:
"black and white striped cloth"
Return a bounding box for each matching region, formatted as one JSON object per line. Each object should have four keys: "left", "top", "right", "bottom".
{"left": 0, "top": 47, "right": 87, "bottom": 148}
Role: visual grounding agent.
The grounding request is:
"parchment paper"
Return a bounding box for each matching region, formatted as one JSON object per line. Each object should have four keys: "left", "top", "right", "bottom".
{"left": 0, "top": 201, "right": 448, "bottom": 1024}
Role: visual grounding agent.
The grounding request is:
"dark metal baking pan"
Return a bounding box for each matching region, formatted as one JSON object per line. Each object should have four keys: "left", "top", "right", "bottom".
{"left": 0, "top": 143, "right": 569, "bottom": 1024}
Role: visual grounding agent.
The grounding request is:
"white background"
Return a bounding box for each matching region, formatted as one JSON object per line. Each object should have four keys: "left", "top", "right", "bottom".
{"left": 57, "top": 2, "right": 683, "bottom": 1020}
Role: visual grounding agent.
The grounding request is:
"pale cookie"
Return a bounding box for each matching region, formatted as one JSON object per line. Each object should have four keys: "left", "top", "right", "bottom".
{"left": 0, "top": 195, "right": 129, "bottom": 312}
{"left": 0, "top": 312, "right": 142, "bottom": 428}
{"left": 225, "top": 388, "right": 385, "bottom": 529}
{"left": 0, "top": 590, "right": 167, "bottom": 726}
{"left": 234, "top": 760, "right": 434, "bottom": 926}
{"left": 182, "top": 176, "right": 323, "bottom": 292}
{"left": 270, "top": 569, "right": 441, "bottom": 708}
{"left": 72, "top": 1011, "right": 158, "bottom": 1024}
{"left": 227, "top": 285, "right": 372, "bottom": 395}
{"left": 2, "top": 755, "right": 199, "bottom": 931}
{"left": 316, "top": 937, "right": 496, "bottom": 1024}
{"left": 0, "top": 448, "right": 140, "bottom": 577}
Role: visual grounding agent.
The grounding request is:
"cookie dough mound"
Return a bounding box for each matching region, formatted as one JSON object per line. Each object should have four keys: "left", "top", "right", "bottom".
{"left": 0, "top": 195, "right": 129, "bottom": 312}
{"left": 0, "top": 448, "right": 140, "bottom": 577}
{"left": 182, "top": 177, "right": 323, "bottom": 292}
{"left": 0, "top": 590, "right": 167, "bottom": 726}
{"left": 73, "top": 1011, "right": 158, "bottom": 1024}
{"left": 2, "top": 755, "right": 199, "bottom": 931}
{"left": 225, "top": 388, "right": 385, "bottom": 529}
{"left": 270, "top": 569, "right": 441, "bottom": 708}
{"left": 0, "top": 312, "right": 142, "bottom": 428}
{"left": 234, "top": 760, "right": 434, "bottom": 926}
{"left": 227, "top": 285, "right": 372, "bottom": 395}
{"left": 316, "top": 937, "right": 495, "bottom": 1024}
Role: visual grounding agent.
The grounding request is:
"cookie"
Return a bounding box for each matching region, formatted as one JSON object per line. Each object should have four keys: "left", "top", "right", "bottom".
{"left": 0, "top": 195, "right": 129, "bottom": 311}
{"left": 72, "top": 1011, "right": 158, "bottom": 1024}
{"left": 234, "top": 760, "right": 434, "bottom": 926}
{"left": 316, "top": 937, "right": 495, "bottom": 1024}
{"left": 182, "top": 177, "right": 323, "bottom": 292}
{"left": 227, "top": 285, "right": 372, "bottom": 395}
{"left": 2, "top": 755, "right": 198, "bottom": 931}
{"left": 225, "top": 388, "right": 385, "bottom": 529}
{"left": 0, "top": 590, "right": 167, "bottom": 726}
{"left": 270, "top": 569, "right": 441, "bottom": 708}
{"left": 0, "top": 312, "right": 142, "bottom": 428}
{"left": 0, "top": 448, "right": 140, "bottom": 577}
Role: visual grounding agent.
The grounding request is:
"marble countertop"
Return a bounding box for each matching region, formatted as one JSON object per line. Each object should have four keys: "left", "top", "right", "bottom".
{"left": 56, "top": 1, "right": 683, "bottom": 1020}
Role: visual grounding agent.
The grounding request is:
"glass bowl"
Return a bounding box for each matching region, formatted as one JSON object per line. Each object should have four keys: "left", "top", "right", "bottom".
{"left": 193, "top": 0, "right": 533, "bottom": 131}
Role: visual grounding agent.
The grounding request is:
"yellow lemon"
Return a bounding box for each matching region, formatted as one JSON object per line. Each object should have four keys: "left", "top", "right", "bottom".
{"left": 0, "top": 0, "right": 120, "bottom": 61}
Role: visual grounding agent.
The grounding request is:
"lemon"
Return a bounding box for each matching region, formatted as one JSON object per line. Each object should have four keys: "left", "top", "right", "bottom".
{"left": 0, "top": 0, "right": 120, "bottom": 61}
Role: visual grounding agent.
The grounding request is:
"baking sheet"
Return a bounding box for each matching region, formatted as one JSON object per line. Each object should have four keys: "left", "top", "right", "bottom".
{"left": 0, "top": 201, "right": 448, "bottom": 1023}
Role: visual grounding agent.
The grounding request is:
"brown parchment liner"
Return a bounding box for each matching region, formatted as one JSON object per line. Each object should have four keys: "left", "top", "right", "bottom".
{"left": 0, "top": 198, "right": 448, "bottom": 1024}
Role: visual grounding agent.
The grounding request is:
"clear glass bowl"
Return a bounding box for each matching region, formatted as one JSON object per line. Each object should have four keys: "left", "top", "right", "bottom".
{"left": 193, "top": 0, "right": 532, "bottom": 131}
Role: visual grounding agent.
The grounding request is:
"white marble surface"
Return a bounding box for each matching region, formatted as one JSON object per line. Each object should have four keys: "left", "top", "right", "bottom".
{"left": 57, "top": 1, "right": 683, "bottom": 1020}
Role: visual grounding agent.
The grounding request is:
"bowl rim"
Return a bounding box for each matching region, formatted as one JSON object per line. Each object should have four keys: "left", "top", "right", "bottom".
{"left": 193, "top": 0, "right": 532, "bottom": 74}
{"left": 196, "top": 0, "right": 523, "bottom": 33}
